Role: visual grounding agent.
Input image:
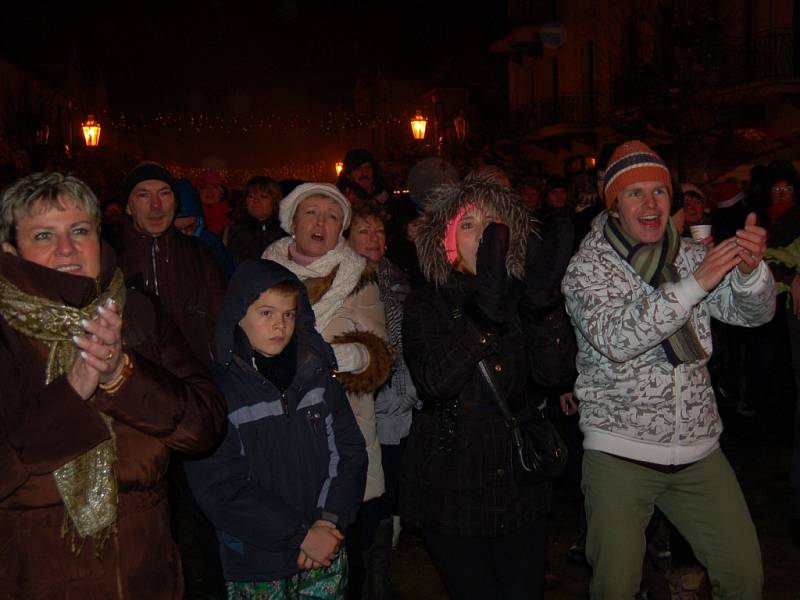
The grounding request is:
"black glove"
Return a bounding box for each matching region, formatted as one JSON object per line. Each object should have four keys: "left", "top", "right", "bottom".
{"left": 525, "top": 215, "right": 575, "bottom": 310}
{"left": 471, "top": 222, "right": 510, "bottom": 325}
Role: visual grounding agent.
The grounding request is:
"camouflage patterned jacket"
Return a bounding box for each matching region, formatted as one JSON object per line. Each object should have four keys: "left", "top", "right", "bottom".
{"left": 562, "top": 212, "right": 775, "bottom": 465}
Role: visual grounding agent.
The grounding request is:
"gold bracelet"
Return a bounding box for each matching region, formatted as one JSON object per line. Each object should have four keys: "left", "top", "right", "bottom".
{"left": 99, "top": 352, "right": 134, "bottom": 395}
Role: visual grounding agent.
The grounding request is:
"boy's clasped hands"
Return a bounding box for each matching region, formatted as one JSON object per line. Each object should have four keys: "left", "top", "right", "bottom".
{"left": 298, "top": 519, "right": 344, "bottom": 570}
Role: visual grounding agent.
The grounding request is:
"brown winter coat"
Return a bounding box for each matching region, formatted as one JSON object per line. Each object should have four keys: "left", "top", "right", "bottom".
{"left": 0, "top": 249, "right": 226, "bottom": 599}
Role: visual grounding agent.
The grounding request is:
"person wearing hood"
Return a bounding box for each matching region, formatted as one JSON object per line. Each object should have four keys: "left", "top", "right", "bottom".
{"left": 224, "top": 176, "right": 287, "bottom": 265}
{"left": 562, "top": 141, "right": 773, "bottom": 598}
{"left": 261, "top": 183, "right": 393, "bottom": 597}
{"left": 400, "top": 171, "right": 574, "bottom": 599}
{"left": 185, "top": 259, "right": 367, "bottom": 598}
{"left": 174, "top": 178, "right": 235, "bottom": 279}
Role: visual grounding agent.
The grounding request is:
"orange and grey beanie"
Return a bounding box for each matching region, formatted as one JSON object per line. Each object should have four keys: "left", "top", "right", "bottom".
{"left": 603, "top": 141, "right": 672, "bottom": 209}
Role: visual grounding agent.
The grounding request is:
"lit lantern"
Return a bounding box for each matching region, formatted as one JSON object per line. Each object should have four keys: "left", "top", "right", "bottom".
{"left": 410, "top": 111, "right": 427, "bottom": 140}
{"left": 81, "top": 115, "right": 101, "bottom": 147}
{"left": 335, "top": 161, "right": 344, "bottom": 176}
{"left": 453, "top": 114, "right": 468, "bottom": 141}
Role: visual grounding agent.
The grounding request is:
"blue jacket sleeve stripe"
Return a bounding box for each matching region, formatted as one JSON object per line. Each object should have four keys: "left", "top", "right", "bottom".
{"left": 317, "top": 412, "right": 340, "bottom": 510}
{"left": 229, "top": 400, "right": 284, "bottom": 427}
{"left": 297, "top": 387, "right": 325, "bottom": 409}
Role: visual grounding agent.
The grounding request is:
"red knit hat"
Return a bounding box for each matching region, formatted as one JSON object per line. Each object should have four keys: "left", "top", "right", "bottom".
{"left": 714, "top": 181, "right": 745, "bottom": 208}
{"left": 194, "top": 169, "right": 226, "bottom": 190}
{"left": 603, "top": 140, "right": 672, "bottom": 209}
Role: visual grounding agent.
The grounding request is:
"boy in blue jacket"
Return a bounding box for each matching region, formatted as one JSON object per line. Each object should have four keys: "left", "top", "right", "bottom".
{"left": 186, "top": 259, "right": 367, "bottom": 599}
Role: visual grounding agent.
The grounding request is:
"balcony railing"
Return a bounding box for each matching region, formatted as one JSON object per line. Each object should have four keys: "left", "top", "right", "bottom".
{"left": 723, "top": 28, "right": 796, "bottom": 86}
{"left": 511, "top": 94, "right": 596, "bottom": 131}
{"left": 612, "top": 29, "right": 798, "bottom": 108}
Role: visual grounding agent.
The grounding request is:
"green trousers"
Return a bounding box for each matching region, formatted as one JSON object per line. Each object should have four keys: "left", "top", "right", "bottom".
{"left": 582, "top": 448, "right": 763, "bottom": 599}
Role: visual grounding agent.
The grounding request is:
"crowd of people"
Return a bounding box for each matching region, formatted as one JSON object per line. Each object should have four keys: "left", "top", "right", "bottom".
{"left": 0, "top": 140, "right": 797, "bottom": 600}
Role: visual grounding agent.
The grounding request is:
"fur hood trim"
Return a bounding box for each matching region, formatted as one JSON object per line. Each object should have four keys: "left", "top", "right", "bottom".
{"left": 415, "top": 172, "right": 534, "bottom": 286}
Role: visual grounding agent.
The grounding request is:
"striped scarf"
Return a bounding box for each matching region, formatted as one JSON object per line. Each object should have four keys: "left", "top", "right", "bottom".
{"left": 604, "top": 217, "right": 707, "bottom": 366}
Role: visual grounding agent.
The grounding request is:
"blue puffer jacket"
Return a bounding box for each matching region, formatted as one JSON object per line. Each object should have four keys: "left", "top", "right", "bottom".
{"left": 185, "top": 259, "right": 367, "bottom": 582}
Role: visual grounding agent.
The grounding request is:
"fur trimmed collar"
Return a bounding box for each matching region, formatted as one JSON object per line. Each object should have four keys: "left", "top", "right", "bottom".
{"left": 415, "top": 173, "right": 534, "bottom": 286}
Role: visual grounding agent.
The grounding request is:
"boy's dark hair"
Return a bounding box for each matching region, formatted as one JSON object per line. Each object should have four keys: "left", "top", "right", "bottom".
{"left": 268, "top": 280, "right": 300, "bottom": 300}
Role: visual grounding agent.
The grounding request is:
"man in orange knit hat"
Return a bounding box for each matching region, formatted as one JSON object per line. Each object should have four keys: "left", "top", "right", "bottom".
{"left": 562, "top": 141, "right": 774, "bottom": 598}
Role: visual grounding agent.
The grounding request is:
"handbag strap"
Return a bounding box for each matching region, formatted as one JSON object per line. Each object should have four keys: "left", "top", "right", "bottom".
{"left": 476, "top": 359, "right": 516, "bottom": 424}
{"left": 477, "top": 359, "right": 529, "bottom": 452}
{"left": 442, "top": 287, "right": 518, "bottom": 428}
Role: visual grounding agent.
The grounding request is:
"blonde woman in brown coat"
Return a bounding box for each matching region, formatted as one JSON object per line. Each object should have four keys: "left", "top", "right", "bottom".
{"left": 0, "top": 172, "right": 225, "bottom": 599}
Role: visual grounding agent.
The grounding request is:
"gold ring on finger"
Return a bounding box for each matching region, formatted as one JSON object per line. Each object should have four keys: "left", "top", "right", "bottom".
{"left": 104, "top": 350, "right": 114, "bottom": 362}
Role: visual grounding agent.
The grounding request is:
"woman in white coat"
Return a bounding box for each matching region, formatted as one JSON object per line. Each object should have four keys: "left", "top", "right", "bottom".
{"left": 262, "top": 183, "right": 393, "bottom": 597}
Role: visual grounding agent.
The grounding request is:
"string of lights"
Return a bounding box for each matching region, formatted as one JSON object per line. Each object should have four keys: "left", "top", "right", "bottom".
{"left": 166, "top": 161, "right": 332, "bottom": 186}
{"left": 107, "top": 110, "right": 410, "bottom": 135}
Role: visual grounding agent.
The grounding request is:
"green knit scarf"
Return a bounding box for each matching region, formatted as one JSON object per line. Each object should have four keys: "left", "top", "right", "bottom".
{"left": 604, "top": 216, "right": 707, "bottom": 367}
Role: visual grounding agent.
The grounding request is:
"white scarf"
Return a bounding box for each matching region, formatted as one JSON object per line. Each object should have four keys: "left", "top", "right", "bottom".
{"left": 263, "top": 237, "right": 366, "bottom": 332}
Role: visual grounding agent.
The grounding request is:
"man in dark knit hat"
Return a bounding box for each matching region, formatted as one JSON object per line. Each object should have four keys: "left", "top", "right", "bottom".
{"left": 562, "top": 140, "right": 773, "bottom": 599}
{"left": 115, "top": 162, "right": 227, "bottom": 599}
{"left": 116, "top": 162, "right": 224, "bottom": 364}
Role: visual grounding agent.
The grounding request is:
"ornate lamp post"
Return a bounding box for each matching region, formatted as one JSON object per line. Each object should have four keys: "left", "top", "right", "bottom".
{"left": 410, "top": 111, "right": 428, "bottom": 140}
{"left": 81, "top": 115, "right": 101, "bottom": 148}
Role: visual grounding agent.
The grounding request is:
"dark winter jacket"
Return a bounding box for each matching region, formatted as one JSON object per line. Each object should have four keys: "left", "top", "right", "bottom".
{"left": 400, "top": 273, "right": 551, "bottom": 537}
{"left": 400, "top": 174, "right": 552, "bottom": 537}
{"left": 185, "top": 260, "right": 367, "bottom": 582}
{"left": 114, "top": 219, "right": 225, "bottom": 366}
{"left": 226, "top": 213, "right": 287, "bottom": 265}
{"left": 0, "top": 247, "right": 226, "bottom": 599}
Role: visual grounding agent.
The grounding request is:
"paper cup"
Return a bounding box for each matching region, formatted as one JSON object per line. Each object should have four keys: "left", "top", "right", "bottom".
{"left": 689, "top": 224, "right": 711, "bottom": 241}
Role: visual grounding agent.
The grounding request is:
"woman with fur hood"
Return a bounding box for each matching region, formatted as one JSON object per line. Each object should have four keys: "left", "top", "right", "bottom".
{"left": 400, "top": 172, "right": 573, "bottom": 599}
{"left": 262, "top": 182, "right": 393, "bottom": 596}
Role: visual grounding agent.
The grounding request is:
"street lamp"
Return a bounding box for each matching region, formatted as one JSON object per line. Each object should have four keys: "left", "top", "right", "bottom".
{"left": 335, "top": 161, "right": 344, "bottom": 176}
{"left": 410, "top": 111, "right": 427, "bottom": 140}
{"left": 81, "top": 115, "right": 101, "bottom": 148}
{"left": 453, "top": 114, "right": 468, "bottom": 141}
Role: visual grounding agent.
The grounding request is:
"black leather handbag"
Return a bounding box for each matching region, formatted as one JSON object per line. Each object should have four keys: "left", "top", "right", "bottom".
{"left": 477, "top": 359, "right": 568, "bottom": 484}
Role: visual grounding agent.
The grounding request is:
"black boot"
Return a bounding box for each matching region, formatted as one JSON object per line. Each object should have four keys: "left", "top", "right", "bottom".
{"left": 364, "top": 518, "right": 399, "bottom": 600}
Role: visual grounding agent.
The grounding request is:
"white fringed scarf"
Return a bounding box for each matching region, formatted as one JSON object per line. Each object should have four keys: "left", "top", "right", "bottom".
{"left": 262, "top": 237, "right": 366, "bottom": 332}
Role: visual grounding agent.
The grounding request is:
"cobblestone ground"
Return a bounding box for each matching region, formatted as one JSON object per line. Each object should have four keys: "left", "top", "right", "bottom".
{"left": 389, "top": 401, "right": 800, "bottom": 599}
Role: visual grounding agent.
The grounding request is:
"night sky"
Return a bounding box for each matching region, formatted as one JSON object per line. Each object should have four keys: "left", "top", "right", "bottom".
{"left": 3, "top": 1, "right": 507, "bottom": 169}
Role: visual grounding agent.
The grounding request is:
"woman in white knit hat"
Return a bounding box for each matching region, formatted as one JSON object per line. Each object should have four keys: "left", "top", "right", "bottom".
{"left": 262, "top": 182, "right": 393, "bottom": 596}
